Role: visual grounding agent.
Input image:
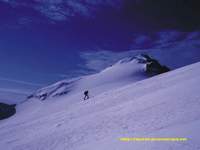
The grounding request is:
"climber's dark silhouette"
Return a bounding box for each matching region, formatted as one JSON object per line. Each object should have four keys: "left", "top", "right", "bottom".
{"left": 84, "top": 90, "right": 89, "bottom": 100}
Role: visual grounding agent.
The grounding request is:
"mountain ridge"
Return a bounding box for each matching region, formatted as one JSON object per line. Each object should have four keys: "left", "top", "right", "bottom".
{"left": 29, "top": 54, "right": 169, "bottom": 101}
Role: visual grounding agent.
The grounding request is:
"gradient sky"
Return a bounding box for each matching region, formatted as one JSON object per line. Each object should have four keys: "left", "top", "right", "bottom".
{"left": 0, "top": 0, "right": 200, "bottom": 97}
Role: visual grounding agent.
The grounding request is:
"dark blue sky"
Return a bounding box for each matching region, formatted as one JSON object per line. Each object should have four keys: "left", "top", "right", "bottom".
{"left": 0, "top": 0, "right": 200, "bottom": 95}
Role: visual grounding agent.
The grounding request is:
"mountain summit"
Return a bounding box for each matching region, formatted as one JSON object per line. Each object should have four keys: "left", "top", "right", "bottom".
{"left": 29, "top": 54, "right": 169, "bottom": 101}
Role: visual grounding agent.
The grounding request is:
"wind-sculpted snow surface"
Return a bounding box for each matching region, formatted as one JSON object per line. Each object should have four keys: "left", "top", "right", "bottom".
{"left": 0, "top": 62, "right": 200, "bottom": 150}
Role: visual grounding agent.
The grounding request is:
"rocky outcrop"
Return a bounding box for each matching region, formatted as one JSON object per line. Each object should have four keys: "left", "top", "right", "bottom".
{"left": 136, "top": 54, "right": 170, "bottom": 75}
{"left": 0, "top": 103, "right": 16, "bottom": 120}
{"left": 146, "top": 60, "right": 170, "bottom": 75}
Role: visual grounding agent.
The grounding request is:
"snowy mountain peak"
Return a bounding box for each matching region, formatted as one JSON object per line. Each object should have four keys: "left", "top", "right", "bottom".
{"left": 28, "top": 54, "right": 169, "bottom": 101}
{"left": 115, "top": 54, "right": 156, "bottom": 65}
{"left": 28, "top": 55, "right": 150, "bottom": 101}
{"left": 115, "top": 56, "right": 136, "bottom": 64}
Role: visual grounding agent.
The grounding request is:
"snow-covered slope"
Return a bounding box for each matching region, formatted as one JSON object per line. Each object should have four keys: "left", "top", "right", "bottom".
{"left": 0, "top": 62, "right": 200, "bottom": 150}
{"left": 30, "top": 56, "right": 148, "bottom": 101}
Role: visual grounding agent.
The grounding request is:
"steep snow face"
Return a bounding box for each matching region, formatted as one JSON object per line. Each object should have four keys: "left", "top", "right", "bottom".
{"left": 30, "top": 57, "right": 147, "bottom": 101}
{"left": 0, "top": 62, "right": 200, "bottom": 150}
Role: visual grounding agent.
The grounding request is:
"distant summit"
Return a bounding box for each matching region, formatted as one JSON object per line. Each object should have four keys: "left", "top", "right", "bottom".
{"left": 28, "top": 54, "right": 170, "bottom": 101}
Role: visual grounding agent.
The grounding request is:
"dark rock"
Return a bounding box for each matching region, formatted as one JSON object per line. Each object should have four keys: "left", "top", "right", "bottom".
{"left": 27, "top": 94, "right": 34, "bottom": 99}
{"left": 39, "top": 93, "right": 48, "bottom": 101}
{"left": 141, "top": 54, "right": 152, "bottom": 62}
{"left": 160, "top": 65, "right": 170, "bottom": 73}
{"left": 137, "top": 54, "right": 170, "bottom": 75}
{"left": 0, "top": 103, "right": 16, "bottom": 120}
{"left": 146, "top": 61, "right": 170, "bottom": 75}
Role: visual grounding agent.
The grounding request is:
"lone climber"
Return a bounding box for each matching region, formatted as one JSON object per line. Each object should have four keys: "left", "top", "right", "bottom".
{"left": 83, "top": 90, "right": 89, "bottom": 100}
